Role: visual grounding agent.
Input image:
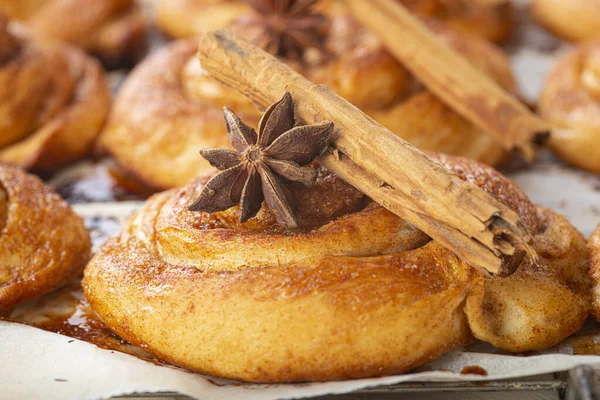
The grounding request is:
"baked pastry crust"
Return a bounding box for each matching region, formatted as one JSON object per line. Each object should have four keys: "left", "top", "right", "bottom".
{"left": 538, "top": 39, "right": 600, "bottom": 174}
{"left": 0, "top": 0, "right": 147, "bottom": 69}
{"left": 84, "top": 154, "right": 589, "bottom": 382}
{"left": 157, "top": 0, "right": 513, "bottom": 43}
{"left": 0, "top": 16, "right": 110, "bottom": 173}
{"left": 0, "top": 165, "right": 91, "bottom": 310}
{"left": 531, "top": 0, "right": 600, "bottom": 42}
{"left": 591, "top": 225, "right": 600, "bottom": 321}
{"left": 99, "top": 17, "right": 515, "bottom": 190}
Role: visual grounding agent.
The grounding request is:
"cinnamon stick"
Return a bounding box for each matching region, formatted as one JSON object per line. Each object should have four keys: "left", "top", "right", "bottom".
{"left": 196, "top": 29, "right": 537, "bottom": 275}
{"left": 345, "top": 0, "right": 550, "bottom": 160}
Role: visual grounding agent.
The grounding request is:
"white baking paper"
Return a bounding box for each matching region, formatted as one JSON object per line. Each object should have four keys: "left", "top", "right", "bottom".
{"left": 3, "top": 320, "right": 600, "bottom": 400}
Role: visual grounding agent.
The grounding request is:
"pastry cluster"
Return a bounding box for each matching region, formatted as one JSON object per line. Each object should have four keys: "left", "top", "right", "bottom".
{"left": 2, "top": 0, "right": 600, "bottom": 386}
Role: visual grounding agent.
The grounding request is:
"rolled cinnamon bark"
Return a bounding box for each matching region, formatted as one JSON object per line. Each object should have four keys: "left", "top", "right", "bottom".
{"left": 196, "top": 29, "right": 536, "bottom": 275}
{"left": 345, "top": 0, "right": 550, "bottom": 159}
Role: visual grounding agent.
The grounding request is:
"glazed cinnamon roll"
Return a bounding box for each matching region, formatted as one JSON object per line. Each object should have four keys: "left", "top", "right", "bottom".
{"left": 0, "top": 16, "right": 110, "bottom": 173}
{"left": 99, "top": 10, "right": 517, "bottom": 190}
{"left": 0, "top": 0, "right": 147, "bottom": 69}
{"left": 531, "top": 0, "right": 600, "bottom": 42}
{"left": 538, "top": 39, "right": 600, "bottom": 174}
{"left": 156, "top": 0, "right": 513, "bottom": 43}
{"left": 84, "top": 154, "right": 590, "bottom": 382}
{"left": 0, "top": 165, "right": 91, "bottom": 310}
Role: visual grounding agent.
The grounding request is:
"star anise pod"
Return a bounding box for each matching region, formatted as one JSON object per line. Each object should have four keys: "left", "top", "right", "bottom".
{"left": 235, "top": 0, "right": 329, "bottom": 61}
{"left": 189, "top": 92, "right": 334, "bottom": 229}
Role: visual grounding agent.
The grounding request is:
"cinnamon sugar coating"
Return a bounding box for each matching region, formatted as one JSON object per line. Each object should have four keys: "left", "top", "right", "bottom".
{"left": 0, "top": 165, "right": 91, "bottom": 309}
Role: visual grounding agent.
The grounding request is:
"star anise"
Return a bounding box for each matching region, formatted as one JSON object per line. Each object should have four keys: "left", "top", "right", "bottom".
{"left": 235, "top": 0, "right": 329, "bottom": 61}
{"left": 189, "top": 92, "right": 334, "bottom": 229}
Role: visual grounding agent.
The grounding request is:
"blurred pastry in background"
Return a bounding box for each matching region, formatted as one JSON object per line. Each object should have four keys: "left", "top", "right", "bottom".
{"left": 538, "top": 39, "right": 600, "bottom": 174}
{"left": 99, "top": 1, "right": 518, "bottom": 191}
{"left": 83, "top": 153, "right": 590, "bottom": 382}
{"left": 531, "top": 0, "right": 600, "bottom": 42}
{"left": 156, "top": 0, "right": 513, "bottom": 43}
{"left": 0, "top": 165, "right": 90, "bottom": 310}
{"left": 156, "top": 0, "right": 253, "bottom": 39}
{"left": 399, "top": 0, "right": 514, "bottom": 42}
{"left": 0, "top": 0, "right": 147, "bottom": 69}
{"left": 0, "top": 15, "right": 110, "bottom": 174}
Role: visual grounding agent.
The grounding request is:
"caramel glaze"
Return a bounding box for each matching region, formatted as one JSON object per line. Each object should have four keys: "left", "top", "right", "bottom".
{"left": 51, "top": 159, "right": 150, "bottom": 204}
{"left": 0, "top": 0, "right": 147, "bottom": 69}
{"left": 83, "top": 154, "right": 590, "bottom": 382}
{"left": 460, "top": 365, "right": 488, "bottom": 376}
{"left": 539, "top": 39, "right": 600, "bottom": 174}
{"left": 7, "top": 279, "right": 153, "bottom": 360}
{"left": 99, "top": 14, "right": 516, "bottom": 191}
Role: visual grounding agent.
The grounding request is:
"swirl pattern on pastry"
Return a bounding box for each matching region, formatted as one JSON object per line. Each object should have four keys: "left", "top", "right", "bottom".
{"left": 156, "top": 0, "right": 513, "bottom": 43}
{"left": 0, "top": 0, "right": 147, "bottom": 69}
{"left": 0, "top": 16, "right": 110, "bottom": 173}
{"left": 0, "top": 165, "right": 91, "bottom": 310}
{"left": 83, "top": 154, "right": 590, "bottom": 382}
{"left": 538, "top": 39, "right": 600, "bottom": 174}
{"left": 589, "top": 225, "right": 600, "bottom": 321}
{"left": 98, "top": 17, "right": 516, "bottom": 190}
{"left": 531, "top": 0, "right": 600, "bottom": 42}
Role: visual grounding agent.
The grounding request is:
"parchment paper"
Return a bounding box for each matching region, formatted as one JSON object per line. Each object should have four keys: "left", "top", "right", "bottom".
{"left": 3, "top": 320, "right": 600, "bottom": 400}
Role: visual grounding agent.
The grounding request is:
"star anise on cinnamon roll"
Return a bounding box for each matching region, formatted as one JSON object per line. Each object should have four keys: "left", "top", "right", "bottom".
{"left": 235, "top": 0, "right": 329, "bottom": 60}
{"left": 189, "top": 92, "right": 333, "bottom": 228}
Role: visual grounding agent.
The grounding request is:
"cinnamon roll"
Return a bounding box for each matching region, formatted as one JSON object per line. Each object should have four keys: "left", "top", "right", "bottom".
{"left": 531, "top": 0, "right": 600, "bottom": 42}
{"left": 0, "top": 16, "right": 110, "bottom": 173}
{"left": 156, "top": 0, "right": 513, "bottom": 43}
{"left": 0, "top": 165, "right": 91, "bottom": 310}
{"left": 0, "top": 0, "right": 147, "bottom": 69}
{"left": 99, "top": 13, "right": 517, "bottom": 190}
{"left": 83, "top": 154, "right": 590, "bottom": 382}
{"left": 538, "top": 39, "right": 600, "bottom": 174}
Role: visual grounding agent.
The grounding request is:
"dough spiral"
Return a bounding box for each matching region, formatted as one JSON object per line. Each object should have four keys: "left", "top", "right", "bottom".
{"left": 0, "top": 0, "right": 147, "bottom": 69}
{"left": 589, "top": 225, "right": 600, "bottom": 321}
{"left": 538, "top": 39, "right": 600, "bottom": 174}
{"left": 0, "top": 164, "right": 91, "bottom": 310}
{"left": 0, "top": 16, "right": 110, "bottom": 173}
{"left": 99, "top": 17, "right": 516, "bottom": 190}
{"left": 84, "top": 154, "right": 589, "bottom": 382}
